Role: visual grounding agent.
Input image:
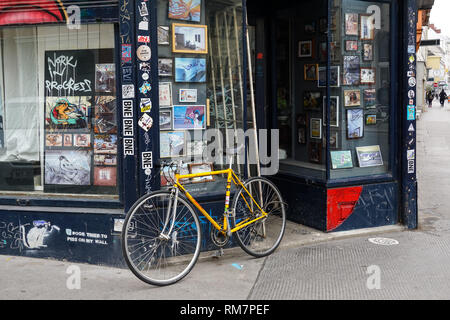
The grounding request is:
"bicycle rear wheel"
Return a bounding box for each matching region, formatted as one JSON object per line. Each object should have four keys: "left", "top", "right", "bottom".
{"left": 231, "top": 177, "right": 286, "bottom": 258}
{"left": 122, "top": 190, "right": 201, "bottom": 286}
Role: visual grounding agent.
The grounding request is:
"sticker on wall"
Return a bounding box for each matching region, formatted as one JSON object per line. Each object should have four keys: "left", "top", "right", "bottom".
{"left": 138, "top": 114, "right": 153, "bottom": 132}
{"left": 139, "top": 2, "right": 149, "bottom": 16}
{"left": 408, "top": 45, "right": 415, "bottom": 54}
{"left": 140, "top": 98, "right": 152, "bottom": 113}
{"left": 139, "top": 62, "right": 151, "bottom": 72}
{"left": 139, "top": 82, "right": 152, "bottom": 94}
{"left": 138, "top": 35, "right": 150, "bottom": 43}
{"left": 137, "top": 45, "right": 151, "bottom": 62}
{"left": 139, "top": 20, "right": 149, "bottom": 31}
{"left": 408, "top": 77, "right": 416, "bottom": 87}
{"left": 408, "top": 159, "right": 415, "bottom": 174}
{"left": 407, "top": 149, "right": 415, "bottom": 160}
{"left": 142, "top": 152, "right": 153, "bottom": 170}
{"left": 407, "top": 105, "right": 416, "bottom": 120}
{"left": 408, "top": 123, "right": 415, "bottom": 132}
{"left": 122, "top": 84, "right": 135, "bottom": 99}
{"left": 142, "top": 72, "right": 149, "bottom": 81}
{"left": 121, "top": 44, "right": 132, "bottom": 64}
{"left": 408, "top": 90, "right": 415, "bottom": 98}
{"left": 409, "top": 55, "right": 415, "bottom": 63}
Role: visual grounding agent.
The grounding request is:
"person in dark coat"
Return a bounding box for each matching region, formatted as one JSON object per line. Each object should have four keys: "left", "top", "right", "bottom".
{"left": 427, "top": 91, "right": 434, "bottom": 108}
{"left": 439, "top": 89, "right": 447, "bottom": 107}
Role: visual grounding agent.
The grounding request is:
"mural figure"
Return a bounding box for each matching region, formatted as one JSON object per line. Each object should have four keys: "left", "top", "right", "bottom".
{"left": 0, "top": 0, "right": 67, "bottom": 25}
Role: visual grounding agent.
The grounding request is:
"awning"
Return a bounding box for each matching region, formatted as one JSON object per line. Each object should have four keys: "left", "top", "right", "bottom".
{"left": 417, "top": 0, "right": 435, "bottom": 10}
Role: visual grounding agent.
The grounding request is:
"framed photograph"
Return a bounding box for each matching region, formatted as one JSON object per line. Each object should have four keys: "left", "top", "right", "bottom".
{"left": 304, "top": 64, "right": 318, "bottom": 81}
{"left": 366, "top": 114, "right": 377, "bottom": 125}
{"left": 298, "top": 40, "right": 313, "bottom": 58}
{"left": 94, "top": 154, "right": 117, "bottom": 166}
{"left": 343, "top": 55, "right": 360, "bottom": 85}
{"left": 94, "top": 167, "right": 117, "bottom": 187}
{"left": 158, "top": 26, "right": 170, "bottom": 45}
{"left": 45, "top": 96, "right": 90, "bottom": 131}
{"left": 179, "top": 88, "right": 198, "bottom": 103}
{"left": 360, "top": 14, "right": 375, "bottom": 40}
{"left": 318, "top": 66, "right": 340, "bottom": 87}
{"left": 298, "top": 127, "right": 306, "bottom": 144}
{"left": 173, "top": 105, "right": 206, "bottom": 130}
{"left": 309, "top": 142, "right": 322, "bottom": 164}
{"left": 94, "top": 134, "right": 117, "bottom": 154}
{"left": 188, "top": 162, "right": 215, "bottom": 183}
{"left": 159, "top": 82, "right": 173, "bottom": 107}
{"left": 174, "top": 57, "right": 206, "bottom": 83}
{"left": 303, "top": 91, "right": 321, "bottom": 110}
{"left": 304, "top": 21, "right": 316, "bottom": 34}
{"left": 344, "top": 89, "right": 361, "bottom": 107}
{"left": 160, "top": 131, "right": 186, "bottom": 158}
{"left": 46, "top": 133, "right": 62, "bottom": 147}
{"left": 158, "top": 58, "right": 173, "bottom": 77}
{"left": 310, "top": 118, "right": 322, "bottom": 139}
{"left": 63, "top": 134, "right": 73, "bottom": 147}
{"left": 360, "top": 68, "right": 376, "bottom": 85}
{"left": 73, "top": 133, "right": 91, "bottom": 148}
{"left": 44, "top": 150, "right": 91, "bottom": 186}
{"left": 346, "top": 108, "right": 364, "bottom": 139}
{"left": 345, "top": 13, "right": 359, "bottom": 36}
{"left": 362, "top": 43, "right": 373, "bottom": 61}
{"left": 159, "top": 108, "right": 172, "bottom": 130}
{"left": 345, "top": 40, "right": 358, "bottom": 51}
{"left": 168, "top": 0, "right": 201, "bottom": 22}
{"left": 356, "top": 145, "right": 383, "bottom": 167}
{"left": 95, "top": 64, "right": 116, "bottom": 94}
{"left": 172, "top": 23, "right": 208, "bottom": 54}
{"left": 330, "top": 150, "right": 353, "bottom": 169}
{"left": 363, "top": 89, "right": 376, "bottom": 108}
{"left": 94, "top": 96, "right": 117, "bottom": 134}
{"left": 330, "top": 41, "right": 341, "bottom": 62}
{"left": 323, "top": 96, "right": 339, "bottom": 127}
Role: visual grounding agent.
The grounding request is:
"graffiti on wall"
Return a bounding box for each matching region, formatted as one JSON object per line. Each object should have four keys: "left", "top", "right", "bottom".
{"left": 0, "top": 220, "right": 60, "bottom": 250}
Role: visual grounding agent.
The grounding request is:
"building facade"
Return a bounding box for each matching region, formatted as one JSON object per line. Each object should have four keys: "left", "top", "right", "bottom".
{"left": 0, "top": 0, "right": 429, "bottom": 267}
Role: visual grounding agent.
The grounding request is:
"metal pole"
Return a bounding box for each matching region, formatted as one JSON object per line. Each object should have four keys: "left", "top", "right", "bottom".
{"left": 208, "top": 34, "right": 223, "bottom": 157}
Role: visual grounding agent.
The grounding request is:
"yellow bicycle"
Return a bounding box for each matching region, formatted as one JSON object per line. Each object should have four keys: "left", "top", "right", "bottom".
{"left": 122, "top": 152, "right": 286, "bottom": 286}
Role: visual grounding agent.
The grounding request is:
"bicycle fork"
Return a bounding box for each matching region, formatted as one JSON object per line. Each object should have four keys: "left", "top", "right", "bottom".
{"left": 159, "top": 187, "right": 180, "bottom": 241}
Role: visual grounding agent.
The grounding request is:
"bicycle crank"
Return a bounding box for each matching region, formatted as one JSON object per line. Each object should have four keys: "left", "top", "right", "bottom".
{"left": 210, "top": 228, "right": 230, "bottom": 247}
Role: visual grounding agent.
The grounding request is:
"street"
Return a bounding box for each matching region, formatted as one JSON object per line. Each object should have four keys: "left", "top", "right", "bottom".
{"left": 0, "top": 101, "right": 449, "bottom": 300}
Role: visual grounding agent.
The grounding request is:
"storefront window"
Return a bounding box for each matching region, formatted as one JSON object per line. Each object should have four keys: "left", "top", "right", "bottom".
{"left": 328, "top": 0, "right": 391, "bottom": 179}
{"left": 157, "top": 0, "right": 245, "bottom": 191}
{"left": 0, "top": 24, "right": 119, "bottom": 197}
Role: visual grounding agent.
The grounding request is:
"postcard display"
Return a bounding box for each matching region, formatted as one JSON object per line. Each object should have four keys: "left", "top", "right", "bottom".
{"left": 297, "top": 0, "right": 390, "bottom": 176}
{"left": 44, "top": 49, "right": 118, "bottom": 193}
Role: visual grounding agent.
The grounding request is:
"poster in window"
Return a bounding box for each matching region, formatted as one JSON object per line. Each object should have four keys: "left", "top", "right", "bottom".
{"left": 158, "top": 26, "right": 170, "bottom": 45}
{"left": 172, "top": 24, "right": 208, "bottom": 54}
{"left": 174, "top": 58, "right": 206, "bottom": 82}
{"left": 160, "top": 131, "right": 186, "bottom": 158}
{"left": 63, "top": 134, "right": 73, "bottom": 147}
{"left": 363, "top": 89, "right": 376, "bottom": 108}
{"left": 331, "top": 150, "right": 353, "bottom": 169}
{"left": 309, "top": 142, "right": 322, "bottom": 164}
{"left": 360, "top": 14, "right": 375, "bottom": 40}
{"left": 323, "top": 96, "right": 339, "bottom": 127}
{"left": 346, "top": 108, "right": 364, "bottom": 139}
{"left": 94, "top": 154, "right": 117, "bottom": 166}
{"left": 343, "top": 56, "right": 360, "bottom": 86}
{"left": 94, "top": 134, "right": 117, "bottom": 154}
{"left": 94, "top": 167, "right": 117, "bottom": 186}
{"left": 303, "top": 91, "right": 321, "bottom": 111}
{"left": 46, "top": 133, "right": 63, "bottom": 147}
{"left": 168, "top": 0, "right": 201, "bottom": 22}
{"left": 44, "top": 150, "right": 91, "bottom": 186}
{"left": 159, "top": 82, "right": 173, "bottom": 107}
{"left": 345, "top": 13, "right": 359, "bottom": 36}
{"left": 356, "top": 145, "right": 383, "bottom": 167}
{"left": 188, "top": 163, "right": 215, "bottom": 183}
{"left": 173, "top": 105, "right": 206, "bottom": 130}
{"left": 45, "top": 96, "right": 91, "bottom": 130}
{"left": 344, "top": 89, "right": 361, "bottom": 107}
{"left": 95, "top": 64, "right": 116, "bottom": 94}
{"left": 73, "top": 134, "right": 91, "bottom": 148}
{"left": 94, "top": 96, "right": 117, "bottom": 134}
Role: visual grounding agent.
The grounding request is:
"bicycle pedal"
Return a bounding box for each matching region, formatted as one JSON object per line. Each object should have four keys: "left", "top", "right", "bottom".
{"left": 212, "top": 248, "right": 224, "bottom": 259}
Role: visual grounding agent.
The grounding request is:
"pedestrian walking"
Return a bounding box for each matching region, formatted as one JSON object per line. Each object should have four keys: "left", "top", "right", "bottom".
{"left": 439, "top": 89, "right": 448, "bottom": 108}
{"left": 427, "top": 91, "right": 434, "bottom": 108}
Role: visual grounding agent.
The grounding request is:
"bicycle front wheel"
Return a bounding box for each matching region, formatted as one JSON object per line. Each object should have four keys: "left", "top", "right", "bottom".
{"left": 231, "top": 177, "right": 286, "bottom": 258}
{"left": 122, "top": 190, "right": 201, "bottom": 286}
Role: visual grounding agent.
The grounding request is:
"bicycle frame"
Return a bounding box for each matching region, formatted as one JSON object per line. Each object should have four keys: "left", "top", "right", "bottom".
{"left": 173, "top": 168, "right": 267, "bottom": 235}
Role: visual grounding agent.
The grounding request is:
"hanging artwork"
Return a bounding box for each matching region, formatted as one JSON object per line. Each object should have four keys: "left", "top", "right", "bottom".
{"left": 95, "top": 64, "right": 116, "bottom": 94}
{"left": 94, "top": 134, "right": 118, "bottom": 154}
{"left": 173, "top": 105, "right": 206, "bottom": 130}
{"left": 94, "top": 96, "right": 117, "bottom": 134}
{"left": 44, "top": 150, "right": 91, "bottom": 185}
{"left": 160, "top": 131, "right": 186, "bottom": 158}
{"left": 45, "top": 96, "right": 91, "bottom": 130}
{"left": 94, "top": 167, "right": 117, "bottom": 186}
{"left": 174, "top": 58, "right": 206, "bottom": 82}
{"left": 160, "top": 108, "right": 173, "bottom": 130}
{"left": 168, "top": 0, "right": 201, "bottom": 22}
{"left": 346, "top": 108, "right": 364, "bottom": 139}
{"left": 172, "top": 23, "right": 208, "bottom": 54}
{"left": 343, "top": 56, "right": 360, "bottom": 86}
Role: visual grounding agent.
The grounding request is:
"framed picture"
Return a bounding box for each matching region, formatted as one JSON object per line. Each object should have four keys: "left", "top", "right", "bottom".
{"left": 158, "top": 26, "right": 170, "bottom": 45}
{"left": 159, "top": 108, "right": 172, "bottom": 130}
{"left": 188, "top": 162, "right": 215, "bottom": 183}
{"left": 94, "top": 167, "right": 117, "bottom": 187}
{"left": 95, "top": 64, "right": 116, "bottom": 94}
{"left": 173, "top": 105, "right": 206, "bottom": 130}
{"left": 345, "top": 13, "right": 359, "bottom": 36}
{"left": 94, "top": 134, "right": 117, "bottom": 154}
{"left": 323, "top": 96, "right": 339, "bottom": 127}
{"left": 174, "top": 57, "right": 206, "bottom": 82}
{"left": 298, "top": 40, "right": 313, "bottom": 58}
{"left": 319, "top": 42, "right": 327, "bottom": 61}
{"left": 343, "top": 55, "right": 360, "bottom": 85}
{"left": 360, "top": 67, "right": 376, "bottom": 85}
{"left": 296, "top": 113, "right": 307, "bottom": 126}
{"left": 160, "top": 131, "right": 186, "bottom": 158}
{"left": 172, "top": 23, "right": 208, "bottom": 54}
{"left": 366, "top": 114, "right": 377, "bottom": 125}
{"left": 159, "top": 82, "right": 173, "bottom": 107}
{"left": 330, "top": 131, "right": 339, "bottom": 149}
{"left": 158, "top": 58, "right": 173, "bottom": 77}
{"left": 310, "top": 118, "right": 322, "bottom": 139}
{"left": 330, "top": 150, "right": 353, "bottom": 169}
{"left": 356, "top": 145, "right": 383, "bottom": 167}
{"left": 304, "top": 21, "right": 316, "bottom": 34}
{"left": 330, "top": 42, "right": 341, "bottom": 62}
{"left": 345, "top": 40, "right": 358, "bottom": 51}
{"left": 168, "top": 0, "right": 201, "bottom": 22}
{"left": 94, "top": 154, "right": 117, "bottom": 166}
{"left": 179, "top": 88, "right": 198, "bottom": 103}
{"left": 360, "top": 14, "right": 375, "bottom": 40}
{"left": 318, "top": 66, "right": 340, "bottom": 87}
{"left": 309, "top": 142, "right": 322, "bottom": 164}
{"left": 63, "top": 134, "right": 73, "bottom": 147}
{"left": 363, "top": 89, "right": 376, "bottom": 108}
{"left": 73, "top": 133, "right": 91, "bottom": 148}
{"left": 298, "top": 127, "right": 306, "bottom": 144}
{"left": 362, "top": 43, "right": 373, "bottom": 61}
{"left": 303, "top": 91, "right": 321, "bottom": 110}
{"left": 94, "top": 96, "right": 117, "bottom": 134}
{"left": 304, "top": 64, "right": 318, "bottom": 81}
{"left": 344, "top": 89, "right": 361, "bottom": 107}
{"left": 46, "top": 133, "right": 62, "bottom": 147}
{"left": 346, "top": 108, "right": 364, "bottom": 139}
{"left": 161, "top": 162, "right": 191, "bottom": 186}
{"left": 44, "top": 150, "right": 91, "bottom": 185}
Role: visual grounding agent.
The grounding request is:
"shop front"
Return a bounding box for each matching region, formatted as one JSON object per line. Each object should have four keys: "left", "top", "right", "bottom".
{"left": 0, "top": 0, "right": 421, "bottom": 267}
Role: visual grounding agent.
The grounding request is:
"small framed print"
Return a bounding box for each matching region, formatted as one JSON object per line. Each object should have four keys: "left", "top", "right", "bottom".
{"left": 310, "top": 118, "right": 322, "bottom": 139}
{"left": 63, "top": 134, "right": 73, "bottom": 147}
{"left": 303, "top": 91, "right": 321, "bottom": 110}
{"left": 344, "top": 89, "right": 361, "bottom": 107}
{"left": 159, "top": 82, "right": 173, "bottom": 107}
{"left": 304, "top": 64, "right": 318, "bottom": 81}
{"left": 323, "top": 96, "right": 339, "bottom": 127}
{"left": 360, "top": 67, "right": 376, "bottom": 85}
{"left": 188, "top": 162, "right": 215, "bottom": 183}
{"left": 356, "top": 145, "right": 383, "bottom": 167}
{"left": 343, "top": 55, "right": 360, "bottom": 86}
{"left": 346, "top": 108, "right": 364, "bottom": 139}
{"left": 158, "top": 58, "right": 173, "bottom": 77}
{"left": 318, "top": 66, "right": 340, "bottom": 87}
{"left": 172, "top": 23, "right": 208, "bottom": 54}
{"left": 309, "top": 142, "right": 322, "bottom": 164}
{"left": 330, "top": 131, "right": 339, "bottom": 149}
{"left": 345, "top": 40, "right": 358, "bottom": 51}
{"left": 330, "top": 150, "right": 353, "bottom": 169}
{"left": 159, "top": 108, "right": 172, "bottom": 130}
{"left": 160, "top": 131, "right": 186, "bottom": 158}
{"left": 345, "top": 13, "right": 359, "bottom": 36}
{"left": 366, "top": 114, "right": 377, "bottom": 125}
{"left": 362, "top": 43, "right": 373, "bottom": 61}
{"left": 360, "top": 14, "right": 375, "bottom": 40}
{"left": 363, "top": 89, "right": 376, "bottom": 108}
{"left": 304, "top": 21, "right": 316, "bottom": 34}
{"left": 46, "top": 133, "right": 62, "bottom": 147}
{"left": 179, "top": 88, "right": 198, "bottom": 103}
{"left": 73, "top": 134, "right": 91, "bottom": 148}
{"left": 298, "top": 40, "right": 313, "bottom": 58}
{"left": 158, "top": 26, "right": 170, "bottom": 45}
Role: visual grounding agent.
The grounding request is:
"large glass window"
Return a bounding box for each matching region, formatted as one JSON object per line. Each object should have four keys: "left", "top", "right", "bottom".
{"left": 328, "top": 0, "right": 391, "bottom": 179}
{"left": 157, "top": 0, "right": 245, "bottom": 193}
{"left": 0, "top": 24, "right": 119, "bottom": 197}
